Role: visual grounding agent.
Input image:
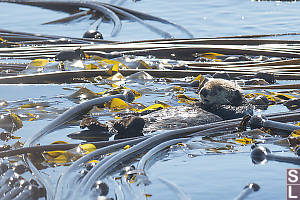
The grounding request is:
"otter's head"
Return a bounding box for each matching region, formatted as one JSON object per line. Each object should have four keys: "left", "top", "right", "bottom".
{"left": 199, "top": 79, "right": 244, "bottom": 106}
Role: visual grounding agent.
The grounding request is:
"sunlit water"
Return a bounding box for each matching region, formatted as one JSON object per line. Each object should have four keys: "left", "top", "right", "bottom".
{"left": 1, "top": 0, "right": 300, "bottom": 41}
{"left": 0, "top": 0, "right": 300, "bottom": 199}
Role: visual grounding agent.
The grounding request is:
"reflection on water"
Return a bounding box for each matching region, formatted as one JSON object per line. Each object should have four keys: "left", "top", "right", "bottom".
{"left": 1, "top": 0, "right": 300, "bottom": 41}
{"left": 148, "top": 146, "right": 291, "bottom": 200}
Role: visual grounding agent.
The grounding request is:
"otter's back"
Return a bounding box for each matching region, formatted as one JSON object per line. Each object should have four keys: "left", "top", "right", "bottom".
{"left": 142, "top": 106, "right": 222, "bottom": 133}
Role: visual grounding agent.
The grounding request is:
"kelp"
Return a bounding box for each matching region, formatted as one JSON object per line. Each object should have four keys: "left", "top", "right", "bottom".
{"left": 251, "top": 145, "right": 300, "bottom": 165}
{"left": 72, "top": 110, "right": 300, "bottom": 197}
{"left": 137, "top": 138, "right": 188, "bottom": 170}
{"left": 0, "top": 2, "right": 300, "bottom": 199}
{"left": 22, "top": 90, "right": 135, "bottom": 199}
{"left": 0, "top": 0, "right": 193, "bottom": 38}
{"left": 55, "top": 136, "right": 148, "bottom": 199}
{"left": 1, "top": 69, "right": 300, "bottom": 84}
{"left": 42, "top": 10, "right": 92, "bottom": 25}
{"left": 19, "top": 109, "right": 300, "bottom": 147}
{"left": 0, "top": 109, "right": 298, "bottom": 158}
{"left": 1, "top": 20, "right": 300, "bottom": 200}
{"left": 0, "top": 107, "right": 299, "bottom": 199}
{"left": 73, "top": 122, "right": 241, "bottom": 198}
{"left": 233, "top": 183, "right": 260, "bottom": 200}
{"left": 2, "top": 32, "right": 300, "bottom": 59}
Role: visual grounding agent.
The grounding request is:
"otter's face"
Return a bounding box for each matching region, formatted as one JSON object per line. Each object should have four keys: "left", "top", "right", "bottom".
{"left": 200, "top": 85, "right": 231, "bottom": 106}
{"left": 199, "top": 79, "right": 243, "bottom": 106}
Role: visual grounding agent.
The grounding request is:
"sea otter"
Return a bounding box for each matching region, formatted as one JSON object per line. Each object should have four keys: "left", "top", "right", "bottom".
{"left": 198, "top": 78, "right": 253, "bottom": 120}
{"left": 69, "top": 78, "right": 253, "bottom": 140}
{"left": 138, "top": 78, "right": 252, "bottom": 135}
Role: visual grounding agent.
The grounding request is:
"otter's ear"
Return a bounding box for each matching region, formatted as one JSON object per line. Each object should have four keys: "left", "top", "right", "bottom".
{"left": 232, "top": 90, "right": 243, "bottom": 106}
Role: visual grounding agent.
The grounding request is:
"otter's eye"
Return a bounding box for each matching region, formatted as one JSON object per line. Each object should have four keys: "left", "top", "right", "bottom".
{"left": 200, "top": 88, "right": 208, "bottom": 97}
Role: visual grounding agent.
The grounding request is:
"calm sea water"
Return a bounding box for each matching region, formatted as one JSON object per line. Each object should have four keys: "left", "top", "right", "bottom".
{"left": 0, "top": 1, "right": 300, "bottom": 199}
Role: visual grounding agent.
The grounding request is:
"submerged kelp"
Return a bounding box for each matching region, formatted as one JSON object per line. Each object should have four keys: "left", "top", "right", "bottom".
{"left": 1, "top": 0, "right": 300, "bottom": 200}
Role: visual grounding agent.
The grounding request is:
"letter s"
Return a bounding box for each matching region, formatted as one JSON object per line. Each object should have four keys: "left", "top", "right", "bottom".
{"left": 288, "top": 170, "right": 299, "bottom": 183}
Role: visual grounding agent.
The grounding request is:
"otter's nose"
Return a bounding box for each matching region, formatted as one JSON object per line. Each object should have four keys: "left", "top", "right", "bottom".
{"left": 200, "top": 88, "right": 208, "bottom": 97}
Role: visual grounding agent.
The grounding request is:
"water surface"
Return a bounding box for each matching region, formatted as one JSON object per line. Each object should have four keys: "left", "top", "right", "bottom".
{"left": 0, "top": 0, "right": 300, "bottom": 199}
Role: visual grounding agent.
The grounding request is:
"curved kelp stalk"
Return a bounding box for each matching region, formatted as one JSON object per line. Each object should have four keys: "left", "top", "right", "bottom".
{"left": 159, "top": 177, "right": 191, "bottom": 200}
{"left": 101, "top": 3, "right": 174, "bottom": 38}
{"left": 22, "top": 90, "right": 135, "bottom": 200}
{"left": 0, "top": 110, "right": 298, "bottom": 199}
{"left": 74, "top": 124, "right": 239, "bottom": 198}
{"left": 0, "top": 109, "right": 299, "bottom": 158}
{"left": 0, "top": 0, "right": 122, "bottom": 37}
{"left": 42, "top": 10, "right": 92, "bottom": 25}
{"left": 54, "top": 137, "right": 148, "bottom": 200}
{"left": 0, "top": 0, "right": 193, "bottom": 38}
{"left": 136, "top": 138, "right": 188, "bottom": 170}
{"left": 104, "top": 3, "right": 193, "bottom": 38}
{"left": 135, "top": 138, "right": 190, "bottom": 200}
{"left": 65, "top": 110, "right": 300, "bottom": 199}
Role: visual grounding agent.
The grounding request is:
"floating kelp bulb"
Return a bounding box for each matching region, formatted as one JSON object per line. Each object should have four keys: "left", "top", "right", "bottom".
{"left": 233, "top": 183, "right": 260, "bottom": 200}
{"left": 253, "top": 72, "right": 276, "bottom": 84}
{"left": 251, "top": 145, "right": 300, "bottom": 165}
{"left": 55, "top": 49, "right": 85, "bottom": 61}
{"left": 249, "top": 115, "right": 300, "bottom": 135}
{"left": 250, "top": 145, "right": 270, "bottom": 164}
{"left": 93, "top": 181, "right": 109, "bottom": 196}
{"left": 83, "top": 30, "right": 103, "bottom": 39}
{"left": 80, "top": 169, "right": 88, "bottom": 176}
{"left": 295, "top": 146, "right": 300, "bottom": 156}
